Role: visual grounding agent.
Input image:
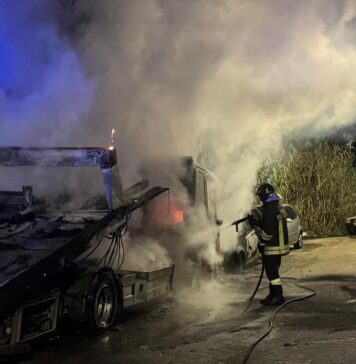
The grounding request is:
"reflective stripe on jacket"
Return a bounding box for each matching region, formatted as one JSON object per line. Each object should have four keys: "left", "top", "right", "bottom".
{"left": 260, "top": 196, "right": 289, "bottom": 256}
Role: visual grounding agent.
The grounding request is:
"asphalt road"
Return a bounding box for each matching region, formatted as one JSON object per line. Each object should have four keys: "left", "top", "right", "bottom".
{"left": 21, "top": 236, "right": 356, "bottom": 364}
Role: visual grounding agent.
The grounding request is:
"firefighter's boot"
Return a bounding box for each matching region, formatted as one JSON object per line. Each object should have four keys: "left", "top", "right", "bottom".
{"left": 261, "top": 285, "right": 285, "bottom": 306}
{"left": 260, "top": 284, "right": 274, "bottom": 305}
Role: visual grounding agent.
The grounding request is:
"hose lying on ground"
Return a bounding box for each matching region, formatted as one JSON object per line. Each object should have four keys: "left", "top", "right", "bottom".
{"left": 241, "top": 280, "right": 316, "bottom": 364}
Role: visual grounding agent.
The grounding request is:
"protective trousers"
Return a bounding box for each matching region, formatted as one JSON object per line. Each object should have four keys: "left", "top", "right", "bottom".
{"left": 263, "top": 255, "right": 283, "bottom": 298}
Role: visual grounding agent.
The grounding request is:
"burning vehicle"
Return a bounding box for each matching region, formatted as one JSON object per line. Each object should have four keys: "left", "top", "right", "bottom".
{"left": 0, "top": 147, "right": 174, "bottom": 353}
{"left": 141, "top": 156, "right": 223, "bottom": 278}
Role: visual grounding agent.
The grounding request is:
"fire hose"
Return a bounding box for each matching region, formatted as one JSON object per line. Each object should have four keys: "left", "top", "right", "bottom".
{"left": 230, "top": 217, "right": 317, "bottom": 364}
{"left": 240, "top": 262, "right": 316, "bottom": 364}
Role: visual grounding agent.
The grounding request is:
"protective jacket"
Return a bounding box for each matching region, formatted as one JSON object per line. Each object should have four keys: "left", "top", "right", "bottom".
{"left": 259, "top": 194, "right": 289, "bottom": 256}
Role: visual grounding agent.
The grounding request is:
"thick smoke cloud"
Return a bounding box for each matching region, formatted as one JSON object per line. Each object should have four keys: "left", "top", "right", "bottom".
{"left": 2, "top": 0, "right": 356, "bottom": 253}
{"left": 77, "top": 0, "right": 356, "bottom": 220}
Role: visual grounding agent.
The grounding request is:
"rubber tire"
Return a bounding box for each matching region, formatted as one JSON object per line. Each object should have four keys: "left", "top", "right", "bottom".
{"left": 346, "top": 224, "right": 356, "bottom": 235}
{"left": 293, "top": 233, "right": 303, "bottom": 250}
{"left": 87, "top": 271, "right": 119, "bottom": 334}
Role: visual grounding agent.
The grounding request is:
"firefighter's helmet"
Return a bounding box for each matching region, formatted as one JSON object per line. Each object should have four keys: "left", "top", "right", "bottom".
{"left": 256, "top": 183, "right": 275, "bottom": 202}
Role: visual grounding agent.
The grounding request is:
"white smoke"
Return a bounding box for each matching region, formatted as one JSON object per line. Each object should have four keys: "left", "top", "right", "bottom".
{"left": 2, "top": 0, "right": 356, "bottom": 266}
{"left": 121, "top": 236, "right": 171, "bottom": 271}
{"left": 73, "top": 0, "right": 356, "bottom": 220}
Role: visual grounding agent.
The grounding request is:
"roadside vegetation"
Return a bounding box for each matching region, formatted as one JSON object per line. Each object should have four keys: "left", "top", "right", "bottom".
{"left": 258, "top": 142, "right": 356, "bottom": 237}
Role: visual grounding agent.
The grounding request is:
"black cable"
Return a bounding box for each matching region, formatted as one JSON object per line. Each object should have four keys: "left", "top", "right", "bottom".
{"left": 99, "top": 235, "right": 114, "bottom": 266}
{"left": 92, "top": 210, "right": 132, "bottom": 269}
{"left": 97, "top": 210, "right": 131, "bottom": 269}
{"left": 118, "top": 211, "right": 130, "bottom": 269}
{"left": 117, "top": 229, "right": 121, "bottom": 269}
{"left": 77, "top": 237, "right": 104, "bottom": 262}
{"left": 241, "top": 283, "right": 316, "bottom": 364}
{"left": 74, "top": 209, "right": 131, "bottom": 268}
{"left": 107, "top": 234, "right": 118, "bottom": 267}
{"left": 119, "top": 232, "right": 125, "bottom": 269}
{"left": 110, "top": 230, "right": 121, "bottom": 267}
{"left": 106, "top": 229, "right": 119, "bottom": 267}
{"left": 98, "top": 231, "right": 116, "bottom": 266}
{"left": 117, "top": 219, "right": 126, "bottom": 270}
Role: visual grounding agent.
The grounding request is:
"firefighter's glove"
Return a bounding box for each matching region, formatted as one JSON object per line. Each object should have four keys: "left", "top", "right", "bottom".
{"left": 258, "top": 242, "right": 266, "bottom": 254}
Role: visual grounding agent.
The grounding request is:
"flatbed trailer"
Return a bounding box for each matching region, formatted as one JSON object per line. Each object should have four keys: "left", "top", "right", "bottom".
{"left": 0, "top": 147, "right": 174, "bottom": 351}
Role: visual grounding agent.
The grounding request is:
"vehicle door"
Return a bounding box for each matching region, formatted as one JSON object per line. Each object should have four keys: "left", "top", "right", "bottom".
{"left": 283, "top": 204, "right": 299, "bottom": 244}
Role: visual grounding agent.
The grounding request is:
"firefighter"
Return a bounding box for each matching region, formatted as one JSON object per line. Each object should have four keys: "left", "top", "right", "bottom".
{"left": 249, "top": 183, "right": 289, "bottom": 306}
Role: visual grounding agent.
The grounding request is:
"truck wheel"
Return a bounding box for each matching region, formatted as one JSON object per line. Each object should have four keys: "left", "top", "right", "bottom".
{"left": 87, "top": 271, "right": 118, "bottom": 334}
{"left": 293, "top": 233, "right": 303, "bottom": 250}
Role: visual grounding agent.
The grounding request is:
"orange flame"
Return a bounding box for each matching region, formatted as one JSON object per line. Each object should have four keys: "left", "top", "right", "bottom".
{"left": 171, "top": 208, "right": 184, "bottom": 223}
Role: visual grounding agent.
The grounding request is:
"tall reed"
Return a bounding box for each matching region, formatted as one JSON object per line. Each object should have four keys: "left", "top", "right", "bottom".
{"left": 258, "top": 143, "right": 356, "bottom": 236}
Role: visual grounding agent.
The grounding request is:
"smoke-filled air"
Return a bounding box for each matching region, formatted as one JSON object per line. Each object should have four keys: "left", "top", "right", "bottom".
{"left": 1, "top": 1, "right": 356, "bottom": 264}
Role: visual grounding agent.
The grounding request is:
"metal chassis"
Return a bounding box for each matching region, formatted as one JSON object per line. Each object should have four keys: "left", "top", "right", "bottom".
{"left": 0, "top": 186, "right": 169, "bottom": 314}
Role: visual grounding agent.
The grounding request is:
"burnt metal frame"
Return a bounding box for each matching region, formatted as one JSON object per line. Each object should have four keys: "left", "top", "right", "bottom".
{"left": 0, "top": 147, "right": 123, "bottom": 210}
{"left": 0, "top": 146, "right": 170, "bottom": 313}
{"left": 0, "top": 186, "right": 169, "bottom": 314}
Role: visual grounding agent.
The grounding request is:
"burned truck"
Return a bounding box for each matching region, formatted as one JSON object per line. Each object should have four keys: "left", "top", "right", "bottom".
{"left": 0, "top": 147, "right": 174, "bottom": 352}
{"left": 140, "top": 156, "right": 223, "bottom": 282}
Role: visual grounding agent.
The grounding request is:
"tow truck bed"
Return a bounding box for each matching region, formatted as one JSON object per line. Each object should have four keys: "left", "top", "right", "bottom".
{"left": 0, "top": 147, "right": 174, "bottom": 348}
{"left": 0, "top": 186, "right": 168, "bottom": 315}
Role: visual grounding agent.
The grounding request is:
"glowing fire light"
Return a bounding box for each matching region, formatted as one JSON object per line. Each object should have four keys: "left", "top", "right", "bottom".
{"left": 171, "top": 209, "right": 184, "bottom": 223}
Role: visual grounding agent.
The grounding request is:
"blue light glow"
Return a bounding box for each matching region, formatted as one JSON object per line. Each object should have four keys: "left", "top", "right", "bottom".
{"left": 0, "top": 1, "right": 94, "bottom": 146}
